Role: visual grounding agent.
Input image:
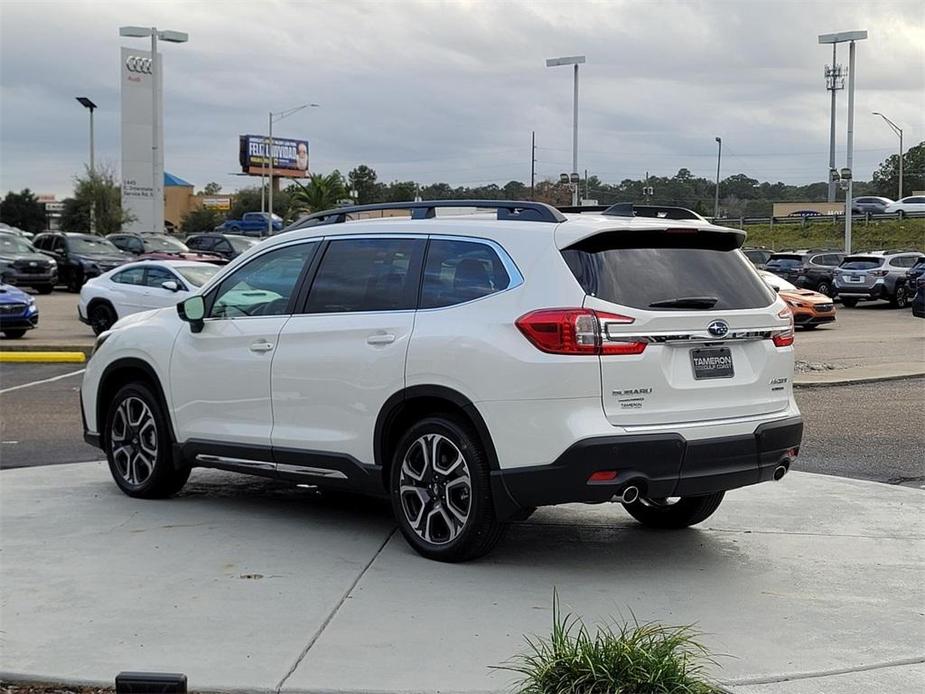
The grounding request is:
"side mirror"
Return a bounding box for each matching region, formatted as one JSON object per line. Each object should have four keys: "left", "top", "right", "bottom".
{"left": 161, "top": 280, "right": 180, "bottom": 292}
{"left": 177, "top": 295, "right": 205, "bottom": 333}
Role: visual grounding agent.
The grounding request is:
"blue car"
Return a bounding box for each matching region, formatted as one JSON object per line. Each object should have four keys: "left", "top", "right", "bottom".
{"left": 0, "top": 282, "right": 38, "bottom": 338}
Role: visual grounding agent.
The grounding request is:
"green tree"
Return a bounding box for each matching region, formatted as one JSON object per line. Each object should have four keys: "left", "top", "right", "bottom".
{"left": 348, "top": 165, "right": 384, "bottom": 204}
{"left": 289, "top": 172, "right": 347, "bottom": 213}
{"left": 181, "top": 207, "right": 224, "bottom": 234}
{"left": 59, "top": 196, "right": 90, "bottom": 232}
{"left": 60, "top": 165, "right": 133, "bottom": 234}
{"left": 873, "top": 141, "right": 924, "bottom": 199}
{"left": 199, "top": 182, "right": 223, "bottom": 196}
{"left": 0, "top": 189, "right": 47, "bottom": 233}
{"left": 228, "top": 185, "right": 292, "bottom": 221}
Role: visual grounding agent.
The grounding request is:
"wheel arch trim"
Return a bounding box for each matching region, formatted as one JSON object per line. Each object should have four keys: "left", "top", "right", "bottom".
{"left": 96, "top": 357, "right": 177, "bottom": 449}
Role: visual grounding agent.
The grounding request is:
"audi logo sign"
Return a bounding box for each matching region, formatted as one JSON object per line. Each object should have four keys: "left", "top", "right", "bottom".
{"left": 125, "top": 56, "right": 153, "bottom": 74}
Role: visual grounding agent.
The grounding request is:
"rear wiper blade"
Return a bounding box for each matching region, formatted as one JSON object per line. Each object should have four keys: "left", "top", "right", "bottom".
{"left": 648, "top": 296, "right": 719, "bottom": 309}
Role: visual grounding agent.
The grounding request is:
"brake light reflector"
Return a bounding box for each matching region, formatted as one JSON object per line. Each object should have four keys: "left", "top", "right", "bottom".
{"left": 515, "top": 308, "right": 645, "bottom": 356}
{"left": 870, "top": 269, "right": 888, "bottom": 277}
{"left": 588, "top": 470, "right": 619, "bottom": 482}
{"left": 772, "top": 308, "right": 794, "bottom": 347}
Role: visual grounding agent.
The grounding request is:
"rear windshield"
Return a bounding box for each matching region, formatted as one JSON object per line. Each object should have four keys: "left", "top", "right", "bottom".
{"left": 562, "top": 235, "right": 774, "bottom": 311}
{"left": 840, "top": 257, "right": 883, "bottom": 270}
{"left": 766, "top": 255, "right": 803, "bottom": 269}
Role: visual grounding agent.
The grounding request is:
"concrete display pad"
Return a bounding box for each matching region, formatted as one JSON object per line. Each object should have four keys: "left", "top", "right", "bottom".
{"left": 1, "top": 463, "right": 922, "bottom": 693}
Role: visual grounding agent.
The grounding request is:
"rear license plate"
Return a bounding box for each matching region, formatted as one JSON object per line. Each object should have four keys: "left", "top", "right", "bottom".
{"left": 849, "top": 275, "right": 864, "bottom": 282}
{"left": 691, "top": 347, "right": 734, "bottom": 380}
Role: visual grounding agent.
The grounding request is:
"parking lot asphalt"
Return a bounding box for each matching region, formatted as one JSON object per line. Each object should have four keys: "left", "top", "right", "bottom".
{"left": 2, "top": 362, "right": 922, "bottom": 488}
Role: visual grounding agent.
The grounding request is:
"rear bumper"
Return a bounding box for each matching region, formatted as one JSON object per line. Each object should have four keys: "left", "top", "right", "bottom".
{"left": 495, "top": 416, "right": 803, "bottom": 508}
{"left": 835, "top": 282, "right": 888, "bottom": 299}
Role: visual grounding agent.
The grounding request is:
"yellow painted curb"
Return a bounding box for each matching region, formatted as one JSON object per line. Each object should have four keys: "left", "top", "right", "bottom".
{"left": 0, "top": 351, "right": 87, "bottom": 363}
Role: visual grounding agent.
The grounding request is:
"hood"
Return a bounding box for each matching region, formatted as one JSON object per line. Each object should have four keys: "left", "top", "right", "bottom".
{"left": 779, "top": 288, "right": 830, "bottom": 304}
{"left": 0, "top": 283, "right": 32, "bottom": 303}
{"left": 74, "top": 253, "right": 129, "bottom": 265}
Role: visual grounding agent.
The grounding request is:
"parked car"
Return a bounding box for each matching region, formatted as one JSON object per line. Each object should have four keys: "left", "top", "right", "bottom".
{"left": 107, "top": 233, "right": 227, "bottom": 265}
{"left": 764, "top": 250, "right": 844, "bottom": 297}
{"left": 32, "top": 232, "right": 131, "bottom": 292}
{"left": 81, "top": 199, "right": 802, "bottom": 562}
{"left": 851, "top": 196, "right": 893, "bottom": 215}
{"left": 903, "top": 257, "right": 925, "bottom": 304}
{"left": 884, "top": 196, "right": 925, "bottom": 218}
{"left": 0, "top": 281, "right": 39, "bottom": 338}
{"left": 184, "top": 233, "right": 260, "bottom": 260}
{"left": 834, "top": 251, "right": 923, "bottom": 308}
{"left": 759, "top": 270, "right": 835, "bottom": 329}
{"left": 912, "top": 277, "right": 925, "bottom": 318}
{"left": 0, "top": 223, "right": 34, "bottom": 241}
{"left": 78, "top": 260, "right": 220, "bottom": 335}
{"left": 0, "top": 232, "right": 57, "bottom": 293}
{"left": 215, "top": 212, "right": 283, "bottom": 237}
{"left": 743, "top": 247, "right": 773, "bottom": 269}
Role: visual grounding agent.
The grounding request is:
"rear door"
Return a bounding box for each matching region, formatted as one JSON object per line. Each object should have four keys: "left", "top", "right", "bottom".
{"left": 562, "top": 230, "right": 792, "bottom": 426}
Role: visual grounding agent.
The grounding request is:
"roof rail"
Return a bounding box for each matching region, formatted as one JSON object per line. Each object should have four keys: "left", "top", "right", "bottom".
{"left": 602, "top": 203, "right": 704, "bottom": 220}
{"left": 285, "top": 199, "right": 566, "bottom": 232}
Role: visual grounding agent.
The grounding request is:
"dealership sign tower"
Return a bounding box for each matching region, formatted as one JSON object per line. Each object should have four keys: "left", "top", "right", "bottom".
{"left": 119, "top": 27, "right": 187, "bottom": 234}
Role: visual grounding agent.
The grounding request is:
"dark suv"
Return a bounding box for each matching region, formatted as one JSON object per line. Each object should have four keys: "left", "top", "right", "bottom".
{"left": 32, "top": 232, "right": 131, "bottom": 292}
{"left": 0, "top": 232, "right": 58, "bottom": 293}
{"left": 765, "top": 250, "right": 845, "bottom": 298}
{"left": 184, "top": 233, "right": 260, "bottom": 260}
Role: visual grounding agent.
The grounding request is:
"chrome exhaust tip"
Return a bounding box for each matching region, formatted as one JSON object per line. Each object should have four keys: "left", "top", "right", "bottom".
{"left": 621, "top": 485, "right": 640, "bottom": 504}
{"left": 773, "top": 464, "right": 789, "bottom": 481}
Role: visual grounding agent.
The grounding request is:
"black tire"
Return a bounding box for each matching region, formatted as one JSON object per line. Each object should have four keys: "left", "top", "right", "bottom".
{"left": 892, "top": 286, "right": 909, "bottom": 309}
{"left": 66, "top": 272, "right": 84, "bottom": 293}
{"left": 840, "top": 297, "right": 859, "bottom": 308}
{"left": 2, "top": 329, "right": 27, "bottom": 339}
{"left": 816, "top": 281, "right": 832, "bottom": 297}
{"left": 34, "top": 284, "right": 54, "bottom": 295}
{"left": 104, "top": 383, "right": 190, "bottom": 499}
{"left": 623, "top": 492, "right": 725, "bottom": 529}
{"left": 897, "top": 210, "right": 906, "bottom": 219}
{"left": 390, "top": 416, "right": 505, "bottom": 562}
{"left": 88, "top": 302, "right": 117, "bottom": 335}
{"left": 802, "top": 323, "right": 820, "bottom": 330}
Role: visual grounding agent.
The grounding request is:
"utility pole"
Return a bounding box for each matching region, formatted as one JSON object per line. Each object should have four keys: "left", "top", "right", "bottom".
{"left": 824, "top": 46, "right": 845, "bottom": 202}
{"left": 584, "top": 168, "right": 588, "bottom": 202}
{"left": 845, "top": 38, "right": 858, "bottom": 254}
{"left": 530, "top": 130, "right": 536, "bottom": 200}
{"left": 546, "top": 56, "right": 585, "bottom": 206}
{"left": 714, "top": 137, "right": 722, "bottom": 219}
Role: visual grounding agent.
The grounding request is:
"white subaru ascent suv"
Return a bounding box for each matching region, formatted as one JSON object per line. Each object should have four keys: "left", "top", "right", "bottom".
{"left": 81, "top": 200, "right": 802, "bottom": 562}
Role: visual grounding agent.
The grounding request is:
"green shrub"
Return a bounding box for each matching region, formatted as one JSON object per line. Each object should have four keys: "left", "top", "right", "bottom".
{"left": 741, "top": 218, "right": 925, "bottom": 252}
{"left": 497, "top": 594, "right": 722, "bottom": 694}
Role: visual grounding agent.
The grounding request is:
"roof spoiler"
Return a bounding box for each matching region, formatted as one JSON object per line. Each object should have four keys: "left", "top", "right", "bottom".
{"left": 284, "top": 199, "right": 566, "bottom": 232}
{"left": 556, "top": 203, "right": 704, "bottom": 220}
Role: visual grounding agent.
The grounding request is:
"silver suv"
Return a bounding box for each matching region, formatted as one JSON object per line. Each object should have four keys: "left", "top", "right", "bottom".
{"left": 834, "top": 251, "right": 923, "bottom": 308}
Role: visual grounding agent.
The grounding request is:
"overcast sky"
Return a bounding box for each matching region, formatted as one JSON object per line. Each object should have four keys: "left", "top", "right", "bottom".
{"left": 1, "top": 0, "right": 923, "bottom": 199}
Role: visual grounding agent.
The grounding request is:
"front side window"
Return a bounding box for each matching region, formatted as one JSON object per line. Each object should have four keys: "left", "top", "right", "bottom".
{"left": 145, "top": 266, "right": 178, "bottom": 288}
{"left": 209, "top": 243, "right": 316, "bottom": 318}
{"left": 421, "top": 239, "right": 511, "bottom": 308}
{"left": 186, "top": 236, "right": 211, "bottom": 251}
{"left": 306, "top": 238, "right": 424, "bottom": 313}
{"left": 112, "top": 267, "right": 146, "bottom": 285}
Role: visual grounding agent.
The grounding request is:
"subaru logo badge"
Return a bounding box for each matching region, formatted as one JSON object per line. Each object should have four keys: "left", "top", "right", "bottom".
{"left": 707, "top": 320, "right": 729, "bottom": 337}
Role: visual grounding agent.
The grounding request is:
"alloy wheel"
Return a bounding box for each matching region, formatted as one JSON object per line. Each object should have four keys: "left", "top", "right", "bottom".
{"left": 110, "top": 396, "right": 158, "bottom": 487}
{"left": 398, "top": 434, "right": 472, "bottom": 545}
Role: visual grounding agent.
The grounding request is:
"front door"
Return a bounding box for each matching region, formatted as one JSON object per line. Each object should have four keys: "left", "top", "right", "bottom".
{"left": 169, "top": 241, "right": 318, "bottom": 457}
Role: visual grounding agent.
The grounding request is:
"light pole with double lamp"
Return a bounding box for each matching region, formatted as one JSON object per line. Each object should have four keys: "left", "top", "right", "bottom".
{"left": 818, "top": 30, "right": 867, "bottom": 254}
{"left": 118, "top": 26, "right": 188, "bottom": 232}
{"left": 546, "top": 56, "right": 585, "bottom": 206}
{"left": 872, "top": 112, "right": 903, "bottom": 200}
{"left": 268, "top": 103, "right": 319, "bottom": 236}
{"left": 76, "top": 97, "right": 97, "bottom": 232}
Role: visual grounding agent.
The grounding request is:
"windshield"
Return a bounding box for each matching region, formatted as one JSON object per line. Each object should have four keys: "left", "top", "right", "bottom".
{"left": 69, "top": 236, "right": 121, "bottom": 255}
{"left": 143, "top": 235, "right": 188, "bottom": 253}
{"left": 228, "top": 236, "right": 258, "bottom": 252}
{"left": 0, "top": 235, "right": 34, "bottom": 254}
{"left": 840, "top": 257, "right": 883, "bottom": 270}
{"left": 766, "top": 255, "right": 803, "bottom": 269}
{"left": 175, "top": 264, "right": 220, "bottom": 287}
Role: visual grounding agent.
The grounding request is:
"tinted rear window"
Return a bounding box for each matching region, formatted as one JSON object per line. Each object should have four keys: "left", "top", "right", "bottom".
{"left": 766, "top": 255, "right": 803, "bottom": 269}
{"left": 562, "top": 237, "right": 774, "bottom": 311}
{"left": 840, "top": 257, "right": 883, "bottom": 270}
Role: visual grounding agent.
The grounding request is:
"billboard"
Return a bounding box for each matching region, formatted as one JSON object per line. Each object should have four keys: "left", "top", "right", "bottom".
{"left": 201, "top": 196, "right": 231, "bottom": 211}
{"left": 239, "top": 135, "right": 309, "bottom": 178}
{"left": 121, "top": 47, "right": 164, "bottom": 233}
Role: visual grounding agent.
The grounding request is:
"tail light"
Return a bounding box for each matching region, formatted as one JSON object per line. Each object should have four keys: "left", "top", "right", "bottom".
{"left": 772, "top": 308, "right": 794, "bottom": 347}
{"left": 515, "top": 308, "right": 646, "bottom": 356}
{"left": 870, "top": 269, "right": 888, "bottom": 277}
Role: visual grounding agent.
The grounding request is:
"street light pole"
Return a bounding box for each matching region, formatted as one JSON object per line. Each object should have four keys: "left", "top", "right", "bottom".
{"left": 873, "top": 112, "right": 903, "bottom": 199}
{"left": 546, "top": 56, "right": 586, "bottom": 206}
{"left": 267, "top": 103, "right": 318, "bottom": 236}
{"left": 76, "top": 97, "right": 97, "bottom": 232}
{"left": 714, "top": 137, "right": 722, "bottom": 219}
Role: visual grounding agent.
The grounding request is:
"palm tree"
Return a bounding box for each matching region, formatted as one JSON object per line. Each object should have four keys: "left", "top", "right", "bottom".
{"left": 289, "top": 172, "right": 347, "bottom": 214}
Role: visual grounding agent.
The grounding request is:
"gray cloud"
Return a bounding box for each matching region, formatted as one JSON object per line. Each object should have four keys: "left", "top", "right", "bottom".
{"left": 1, "top": 0, "right": 923, "bottom": 199}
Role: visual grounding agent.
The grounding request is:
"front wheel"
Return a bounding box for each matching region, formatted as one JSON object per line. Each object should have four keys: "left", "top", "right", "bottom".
{"left": 66, "top": 272, "right": 84, "bottom": 293}
{"left": 816, "top": 281, "right": 832, "bottom": 297}
{"left": 88, "top": 302, "right": 117, "bottom": 335}
{"left": 623, "top": 492, "right": 725, "bottom": 529}
{"left": 390, "top": 416, "right": 504, "bottom": 562}
{"left": 105, "top": 383, "right": 190, "bottom": 498}
{"left": 897, "top": 210, "right": 906, "bottom": 219}
{"left": 34, "top": 284, "right": 54, "bottom": 295}
{"left": 2, "top": 329, "right": 27, "bottom": 339}
{"left": 892, "top": 286, "right": 909, "bottom": 309}
{"left": 840, "top": 297, "right": 859, "bottom": 308}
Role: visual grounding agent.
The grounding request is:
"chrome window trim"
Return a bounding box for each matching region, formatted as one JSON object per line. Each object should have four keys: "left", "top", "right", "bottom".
{"left": 276, "top": 463, "right": 348, "bottom": 479}
{"left": 195, "top": 454, "right": 275, "bottom": 472}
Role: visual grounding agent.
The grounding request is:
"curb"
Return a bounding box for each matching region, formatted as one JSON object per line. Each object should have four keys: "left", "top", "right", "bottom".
{"left": 0, "top": 351, "right": 87, "bottom": 363}
{"left": 794, "top": 372, "right": 925, "bottom": 388}
{"left": 0, "top": 344, "right": 93, "bottom": 357}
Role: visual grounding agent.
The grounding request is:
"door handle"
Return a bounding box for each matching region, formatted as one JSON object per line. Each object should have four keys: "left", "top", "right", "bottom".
{"left": 366, "top": 333, "right": 396, "bottom": 345}
{"left": 249, "top": 340, "right": 275, "bottom": 353}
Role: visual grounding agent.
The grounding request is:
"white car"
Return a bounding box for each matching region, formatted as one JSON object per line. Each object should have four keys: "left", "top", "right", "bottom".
{"left": 884, "top": 196, "right": 925, "bottom": 218}
{"left": 78, "top": 260, "right": 219, "bottom": 335}
{"left": 80, "top": 201, "right": 802, "bottom": 562}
